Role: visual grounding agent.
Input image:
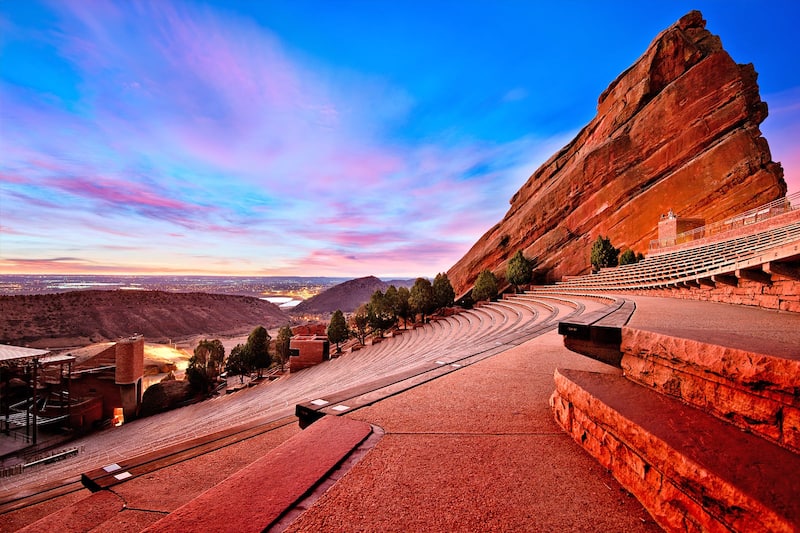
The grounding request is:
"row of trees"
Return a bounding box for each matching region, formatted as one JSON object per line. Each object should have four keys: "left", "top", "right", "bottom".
{"left": 590, "top": 235, "right": 643, "bottom": 271}
{"left": 471, "top": 250, "right": 536, "bottom": 303}
{"left": 186, "top": 324, "right": 294, "bottom": 393}
{"left": 327, "top": 274, "right": 456, "bottom": 350}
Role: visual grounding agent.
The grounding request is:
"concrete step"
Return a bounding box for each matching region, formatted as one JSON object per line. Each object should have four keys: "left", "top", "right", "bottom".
{"left": 551, "top": 368, "right": 800, "bottom": 532}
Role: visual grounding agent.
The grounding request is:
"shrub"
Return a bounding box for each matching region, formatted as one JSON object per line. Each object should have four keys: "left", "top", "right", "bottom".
{"left": 619, "top": 249, "right": 637, "bottom": 265}
{"left": 472, "top": 270, "right": 498, "bottom": 302}
{"left": 506, "top": 250, "right": 534, "bottom": 292}
{"left": 590, "top": 235, "right": 619, "bottom": 271}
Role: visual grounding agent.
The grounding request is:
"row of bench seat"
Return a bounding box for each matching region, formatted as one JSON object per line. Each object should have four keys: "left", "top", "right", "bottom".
{"left": 547, "top": 213, "right": 800, "bottom": 291}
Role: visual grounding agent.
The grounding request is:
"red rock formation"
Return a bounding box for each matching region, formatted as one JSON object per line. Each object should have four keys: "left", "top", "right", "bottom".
{"left": 448, "top": 11, "right": 786, "bottom": 294}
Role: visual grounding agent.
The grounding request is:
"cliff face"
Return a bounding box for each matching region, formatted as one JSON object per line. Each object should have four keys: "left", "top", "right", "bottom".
{"left": 448, "top": 11, "right": 786, "bottom": 295}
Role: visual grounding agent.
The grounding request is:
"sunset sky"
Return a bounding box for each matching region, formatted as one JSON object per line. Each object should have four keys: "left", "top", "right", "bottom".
{"left": 1, "top": 1, "right": 798, "bottom": 278}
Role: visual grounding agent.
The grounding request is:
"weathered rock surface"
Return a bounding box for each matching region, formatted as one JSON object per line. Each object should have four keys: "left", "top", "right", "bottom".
{"left": 139, "top": 379, "right": 194, "bottom": 418}
{"left": 449, "top": 10, "right": 786, "bottom": 294}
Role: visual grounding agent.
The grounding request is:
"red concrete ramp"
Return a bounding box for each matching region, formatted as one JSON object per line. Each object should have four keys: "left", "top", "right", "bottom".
{"left": 17, "top": 490, "right": 124, "bottom": 533}
{"left": 144, "top": 415, "right": 372, "bottom": 533}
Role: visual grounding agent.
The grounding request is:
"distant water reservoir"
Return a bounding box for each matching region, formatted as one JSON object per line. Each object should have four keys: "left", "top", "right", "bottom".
{"left": 262, "top": 297, "right": 302, "bottom": 309}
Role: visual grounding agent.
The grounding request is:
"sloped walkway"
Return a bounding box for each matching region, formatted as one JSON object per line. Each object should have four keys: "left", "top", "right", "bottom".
{"left": 282, "top": 329, "right": 659, "bottom": 532}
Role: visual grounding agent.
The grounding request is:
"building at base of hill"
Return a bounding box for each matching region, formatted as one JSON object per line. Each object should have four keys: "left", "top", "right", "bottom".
{"left": 68, "top": 336, "right": 145, "bottom": 428}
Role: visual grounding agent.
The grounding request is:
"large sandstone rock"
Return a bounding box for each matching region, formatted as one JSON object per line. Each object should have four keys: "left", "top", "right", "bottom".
{"left": 449, "top": 11, "right": 786, "bottom": 294}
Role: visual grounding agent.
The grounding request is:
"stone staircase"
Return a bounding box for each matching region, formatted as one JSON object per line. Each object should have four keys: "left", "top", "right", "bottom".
{"left": 552, "top": 300, "right": 800, "bottom": 532}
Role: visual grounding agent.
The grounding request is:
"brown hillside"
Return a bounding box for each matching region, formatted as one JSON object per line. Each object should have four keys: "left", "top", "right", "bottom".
{"left": 0, "top": 290, "right": 290, "bottom": 347}
{"left": 291, "top": 276, "right": 411, "bottom": 315}
{"left": 448, "top": 10, "right": 786, "bottom": 295}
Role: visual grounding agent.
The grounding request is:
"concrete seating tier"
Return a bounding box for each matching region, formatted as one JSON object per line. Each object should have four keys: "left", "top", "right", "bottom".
{"left": 545, "top": 210, "right": 800, "bottom": 297}
{"left": 295, "top": 295, "right": 600, "bottom": 426}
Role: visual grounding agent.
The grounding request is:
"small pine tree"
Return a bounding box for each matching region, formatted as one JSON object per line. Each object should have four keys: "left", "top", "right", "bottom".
{"left": 590, "top": 235, "right": 619, "bottom": 271}
{"left": 246, "top": 326, "right": 271, "bottom": 378}
{"left": 395, "top": 286, "right": 412, "bottom": 328}
{"left": 350, "top": 305, "right": 370, "bottom": 346}
{"left": 432, "top": 272, "right": 455, "bottom": 310}
{"left": 368, "top": 290, "right": 395, "bottom": 337}
{"left": 506, "top": 250, "right": 533, "bottom": 293}
{"left": 225, "top": 343, "right": 252, "bottom": 384}
{"left": 327, "top": 310, "right": 348, "bottom": 352}
{"left": 472, "top": 270, "right": 498, "bottom": 302}
{"left": 187, "top": 339, "right": 225, "bottom": 394}
{"left": 275, "top": 325, "right": 293, "bottom": 370}
{"left": 409, "top": 277, "right": 435, "bottom": 322}
{"left": 619, "top": 249, "right": 637, "bottom": 265}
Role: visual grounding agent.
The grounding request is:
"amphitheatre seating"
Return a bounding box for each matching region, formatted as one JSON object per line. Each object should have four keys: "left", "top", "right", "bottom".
{"left": 3, "top": 288, "right": 610, "bottom": 531}
{"left": 295, "top": 295, "right": 597, "bottom": 426}
{"left": 546, "top": 210, "right": 800, "bottom": 292}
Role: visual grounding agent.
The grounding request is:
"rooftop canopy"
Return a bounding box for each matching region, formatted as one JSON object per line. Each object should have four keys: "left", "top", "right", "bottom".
{"left": 0, "top": 344, "right": 75, "bottom": 366}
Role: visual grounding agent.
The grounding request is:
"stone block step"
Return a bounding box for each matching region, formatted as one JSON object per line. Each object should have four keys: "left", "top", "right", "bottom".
{"left": 551, "top": 368, "right": 800, "bottom": 532}
{"left": 621, "top": 327, "right": 800, "bottom": 453}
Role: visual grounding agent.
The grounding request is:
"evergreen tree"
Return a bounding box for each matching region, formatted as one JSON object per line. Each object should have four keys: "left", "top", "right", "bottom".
{"left": 619, "top": 249, "right": 638, "bottom": 265}
{"left": 384, "top": 285, "right": 399, "bottom": 321}
{"left": 327, "top": 310, "right": 349, "bottom": 352}
{"left": 590, "top": 235, "right": 619, "bottom": 271}
{"left": 395, "top": 286, "right": 412, "bottom": 328}
{"left": 409, "top": 277, "right": 435, "bottom": 323}
{"left": 368, "top": 290, "right": 396, "bottom": 336}
{"left": 187, "top": 339, "right": 225, "bottom": 394}
{"left": 506, "top": 251, "right": 533, "bottom": 293}
{"left": 225, "top": 343, "right": 251, "bottom": 383}
{"left": 472, "top": 270, "right": 498, "bottom": 302}
{"left": 275, "top": 325, "right": 293, "bottom": 370}
{"left": 246, "top": 326, "right": 271, "bottom": 377}
{"left": 432, "top": 272, "right": 455, "bottom": 310}
{"left": 350, "top": 305, "right": 370, "bottom": 346}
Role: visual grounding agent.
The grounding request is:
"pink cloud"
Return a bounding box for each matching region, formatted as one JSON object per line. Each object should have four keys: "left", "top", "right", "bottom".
{"left": 50, "top": 176, "right": 190, "bottom": 210}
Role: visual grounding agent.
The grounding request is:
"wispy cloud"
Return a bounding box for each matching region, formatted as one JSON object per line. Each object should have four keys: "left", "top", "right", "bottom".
{"left": 0, "top": 0, "right": 603, "bottom": 276}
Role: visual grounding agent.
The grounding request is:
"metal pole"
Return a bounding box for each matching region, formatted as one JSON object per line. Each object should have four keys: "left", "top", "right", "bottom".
{"left": 32, "top": 358, "right": 38, "bottom": 445}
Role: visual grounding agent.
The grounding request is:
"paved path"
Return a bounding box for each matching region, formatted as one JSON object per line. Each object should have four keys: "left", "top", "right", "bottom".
{"left": 284, "top": 328, "right": 660, "bottom": 532}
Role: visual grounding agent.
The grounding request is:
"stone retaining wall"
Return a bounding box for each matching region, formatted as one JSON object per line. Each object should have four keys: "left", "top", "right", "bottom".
{"left": 628, "top": 276, "right": 800, "bottom": 312}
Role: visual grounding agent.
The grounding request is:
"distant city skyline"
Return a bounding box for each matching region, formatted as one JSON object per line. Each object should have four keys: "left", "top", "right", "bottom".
{"left": 2, "top": 1, "right": 798, "bottom": 278}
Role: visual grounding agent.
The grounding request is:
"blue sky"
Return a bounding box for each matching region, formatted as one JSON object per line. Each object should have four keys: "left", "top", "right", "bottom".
{"left": 1, "top": 1, "right": 798, "bottom": 277}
